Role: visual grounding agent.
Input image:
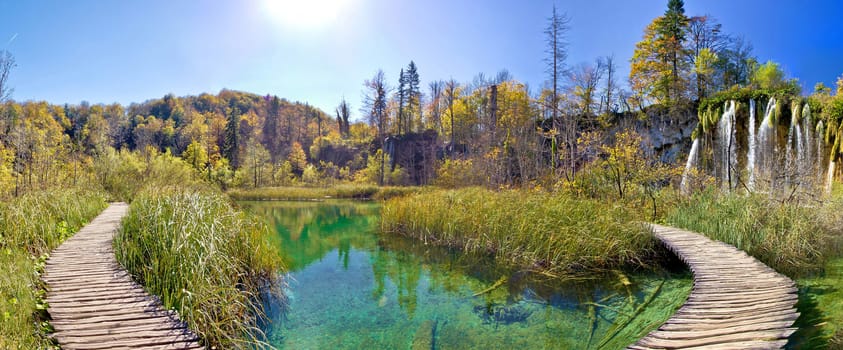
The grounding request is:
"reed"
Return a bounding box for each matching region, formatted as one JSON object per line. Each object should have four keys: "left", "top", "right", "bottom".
{"left": 666, "top": 190, "right": 841, "bottom": 278}
{"left": 114, "top": 186, "right": 284, "bottom": 349}
{"left": 0, "top": 189, "right": 107, "bottom": 349}
{"left": 228, "top": 184, "right": 422, "bottom": 201}
{"left": 381, "top": 187, "right": 658, "bottom": 275}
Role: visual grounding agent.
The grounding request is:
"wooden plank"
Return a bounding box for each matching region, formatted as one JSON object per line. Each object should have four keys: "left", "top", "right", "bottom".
{"left": 43, "top": 203, "right": 204, "bottom": 350}
{"left": 628, "top": 224, "right": 799, "bottom": 350}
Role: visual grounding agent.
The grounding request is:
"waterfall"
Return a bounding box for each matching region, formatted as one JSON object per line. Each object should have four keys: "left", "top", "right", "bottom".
{"left": 817, "top": 120, "right": 825, "bottom": 182}
{"left": 717, "top": 101, "right": 737, "bottom": 189}
{"left": 802, "top": 104, "right": 814, "bottom": 182}
{"left": 680, "top": 137, "right": 701, "bottom": 195}
{"left": 827, "top": 161, "right": 836, "bottom": 194}
{"left": 757, "top": 98, "right": 776, "bottom": 188}
{"left": 747, "top": 99, "right": 757, "bottom": 190}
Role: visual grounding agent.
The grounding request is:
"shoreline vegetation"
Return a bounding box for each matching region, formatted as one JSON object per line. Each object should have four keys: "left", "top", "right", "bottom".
{"left": 380, "top": 185, "right": 843, "bottom": 347}
{"left": 381, "top": 187, "right": 661, "bottom": 276}
{"left": 0, "top": 189, "right": 107, "bottom": 349}
{"left": 227, "top": 184, "right": 422, "bottom": 201}
{"left": 115, "top": 186, "right": 284, "bottom": 349}
{"left": 665, "top": 190, "right": 843, "bottom": 347}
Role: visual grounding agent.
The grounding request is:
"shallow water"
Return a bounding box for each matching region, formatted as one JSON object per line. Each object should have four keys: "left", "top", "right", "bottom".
{"left": 240, "top": 200, "right": 691, "bottom": 349}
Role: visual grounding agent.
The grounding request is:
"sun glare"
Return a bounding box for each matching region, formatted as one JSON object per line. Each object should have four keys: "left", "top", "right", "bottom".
{"left": 263, "top": 0, "right": 349, "bottom": 31}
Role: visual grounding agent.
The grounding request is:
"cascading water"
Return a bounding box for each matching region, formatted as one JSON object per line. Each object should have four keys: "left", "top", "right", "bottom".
{"left": 756, "top": 98, "right": 777, "bottom": 189}
{"left": 785, "top": 104, "right": 803, "bottom": 186}
{"left": 680, "top": 138, "right": 700, "bottom": 195}
{"left": 717, "top": 101, "right": 737, "bottom": 190}
{"left": 802, "top": 104, "right": 814, "bottom": 180}
{"left": 684, "top": 97, "right": 832, "bottom": 197}
{"left": 747, "top": 99, "right": 757, "bottom": 190}
{"left": 817, "top": 120, "right": 825, "bottom": 181}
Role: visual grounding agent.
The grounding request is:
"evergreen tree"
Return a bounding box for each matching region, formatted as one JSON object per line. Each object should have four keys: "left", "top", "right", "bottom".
{"left": 262, "top": 96, "right": 283, "bottom": 163}
{"left": 405, "top": 61, "right": 421, "bottom": 132}
{"left": 396, "top": 68, "right": 406, "bottom": 134}
{"left": 223, "top": 109, "right": 239, "bottom": 167}
{"left": 658, "top": 0, "right": 689, "bottom": 103}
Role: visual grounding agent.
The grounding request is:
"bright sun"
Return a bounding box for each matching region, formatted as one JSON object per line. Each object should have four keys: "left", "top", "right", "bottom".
{"left": 263, "top": 0, "right": 350, "bottom": 31}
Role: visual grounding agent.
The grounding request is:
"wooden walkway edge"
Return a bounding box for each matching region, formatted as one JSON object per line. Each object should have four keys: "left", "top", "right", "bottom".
{"left": 629, "top": 224, "right": 799, "bottom": 350}
{"left": 42, "top": 203, "right": 204, "bottom": 350}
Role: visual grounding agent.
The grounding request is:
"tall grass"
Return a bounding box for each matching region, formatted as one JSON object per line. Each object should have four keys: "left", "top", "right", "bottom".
{"left": 381, "top": 187, "right": 658, "bottom": 275}
{"left": 666, "top": 191, "right": 841, "bottom": 278}
{"left": 0, "top": 189, "right": 107, "bottom": 349}
{"left": 114, "top": 186, "right": 284, "bottom": 349}
{"left": 228, "top": 184, "right": 422, "bottom": 201}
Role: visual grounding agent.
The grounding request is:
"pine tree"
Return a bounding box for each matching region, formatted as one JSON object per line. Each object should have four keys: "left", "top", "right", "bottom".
{"left": 406, "top": 61, "right": 421, "bottom": 132}
{"left": 262, "top": 96, "right": 282, "bottom": 163}
{"left": 223, "top": 109, "right": 239, "bottom": 167}
{"left": 658, "top": 0, "right": 689, "bottom": 103}
{"left": 396, "top": 68, "right": 406, "bottom": 134}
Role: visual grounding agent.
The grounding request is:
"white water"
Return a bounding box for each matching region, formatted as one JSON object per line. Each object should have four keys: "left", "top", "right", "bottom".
{"left": 747, "top": 99, "right": 757, "bottom": 190}
{"left": 717, "top": 101, "right": 737, "bottom": 189}
{"left": 827, "top": 161, "right": 836, "bottom": 194}
{"left": 802, "top": 104, "right": 814, "bottom": 178}
{"left": 680, "top": 137, "right": 701, "bottom": 195}
{"left": 817, "top": 120, "right": 825, "bottom": 181}
{"left": 756, "top": 98, "right": 777, "bottom": 188}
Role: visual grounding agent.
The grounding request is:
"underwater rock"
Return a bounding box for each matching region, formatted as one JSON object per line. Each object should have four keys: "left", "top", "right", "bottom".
{"left": 474, "top": 303, "right": 532, "bottom": 325}
{"left": 411, "top": 319, "right": 438, "bottom": 350}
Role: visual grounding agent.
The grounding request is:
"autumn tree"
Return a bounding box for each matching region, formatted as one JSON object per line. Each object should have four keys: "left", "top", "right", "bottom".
{"left": 685, "top": 15, "right": 729, "bottom": 99}
{"left": 287, "top": 141, "right": 307, "bottom": 177}
{"left": 443, "top": 79, "right": 459, "bottom": 153}
{"left": 568, "top": 60, "right": 606, "bottom": 116}
{"left": 0, "top": 50, "right": 14, "bottom": 102}
{"left": 601, "top": 55, "right": 618, "bottom": 115}
{"left": 363, "top": 70, "right": 389, "bottom": 185}
{"left": 629, "top": 0, "right": 690, "bottom": 107}
{"left": 427, "top": 80, "right": 444, "bottom": 134}
{"left": 336, "top": 97, "right": 351, "bottom": 138}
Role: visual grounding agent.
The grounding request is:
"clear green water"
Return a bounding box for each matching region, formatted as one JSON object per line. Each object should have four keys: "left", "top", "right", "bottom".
{"left": 240, "top": 200, "right": 691, "bottom": 350}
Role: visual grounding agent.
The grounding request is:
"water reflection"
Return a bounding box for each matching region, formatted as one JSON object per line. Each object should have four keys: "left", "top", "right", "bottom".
{"left": 240, "top": 200, "right": 691, "bottom": 349}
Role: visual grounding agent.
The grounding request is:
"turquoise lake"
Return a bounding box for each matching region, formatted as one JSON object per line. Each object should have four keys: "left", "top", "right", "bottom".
{"left": 239, "top": 200, "right": 690, "bottom": 349}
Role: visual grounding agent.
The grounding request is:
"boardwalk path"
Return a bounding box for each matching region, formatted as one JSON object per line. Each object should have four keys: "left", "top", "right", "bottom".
{"left": 629, "top": 224, "right": 799, "bottom": 350}
{"left": 42, "top": 203, "right": 203, "bottom": 350}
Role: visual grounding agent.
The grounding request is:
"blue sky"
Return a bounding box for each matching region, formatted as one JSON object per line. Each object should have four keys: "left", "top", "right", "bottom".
{"left": 1, "top": 0, "right": 841, "bottom": 119}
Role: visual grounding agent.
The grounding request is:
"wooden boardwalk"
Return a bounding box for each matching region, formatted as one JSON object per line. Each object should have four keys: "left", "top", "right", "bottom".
{"left": 629, "top": 224, "right": 799, "bottom": 350}
{"left": 42, "top": 203, "right": 203, "bottom": 350}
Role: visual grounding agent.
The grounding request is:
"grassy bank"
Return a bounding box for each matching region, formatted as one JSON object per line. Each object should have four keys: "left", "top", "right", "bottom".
{"left": 228, "top": 184, "right": 422, "bottom": 201}
{"left": 666, "top": 191, "right": 841, "bottom": 278}
{"left": 114, "top": 187, "right": 284, "bottom": 349}
{"left": 666, "top": 191, "right": 843, "bottom": 347}
{"left": 0, "top": 189, "right": 107, "bottom": 349}
{"left": 381, "top": 187, "right": 659, "bottom": 275}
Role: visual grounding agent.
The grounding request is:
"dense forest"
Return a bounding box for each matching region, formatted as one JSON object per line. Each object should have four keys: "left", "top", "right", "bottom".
{"left": 0, "top": 0, "right": 842, "bottom": 200}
